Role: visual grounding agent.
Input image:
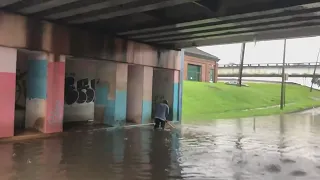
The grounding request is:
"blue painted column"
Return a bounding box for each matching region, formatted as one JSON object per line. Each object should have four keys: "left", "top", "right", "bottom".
{"left": 114, "top": 63, "right": 128, "bottom": 126}
{"left": 178, "top": 50, "right": 184, "bottom": 123}
{"left": 172, "top": 70, "right": 179, "bottom": 122}
{"left": 127, "top": 65, "right": 153, "bottom": 124}
{"left": 101, "top": 62, "right": 128, "bottom": 127}
{"left": 94, "top": 61, "right": 109, "bottom": 124}
{"left": 94, "top": 82, "right": 109, "bottom": 124}
{"left": 141, "top": 66, "right": 153, "bottom": 124}
{"left": 25, "top": 52, "right": 48, "bottom": 132}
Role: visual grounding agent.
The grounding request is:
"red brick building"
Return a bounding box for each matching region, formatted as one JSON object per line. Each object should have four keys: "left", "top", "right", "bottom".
{"left": 184, "top": 48, "right": 219, "bottom": 83}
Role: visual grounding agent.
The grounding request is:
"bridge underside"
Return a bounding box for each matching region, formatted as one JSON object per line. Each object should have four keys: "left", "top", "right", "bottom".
{"left": 1, "top": 0, "right": 320, "bottom": 49}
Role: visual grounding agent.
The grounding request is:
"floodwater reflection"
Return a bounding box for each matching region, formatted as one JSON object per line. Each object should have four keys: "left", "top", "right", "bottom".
{"left": 2, "top": 110, "right": 320, "bottom": 179}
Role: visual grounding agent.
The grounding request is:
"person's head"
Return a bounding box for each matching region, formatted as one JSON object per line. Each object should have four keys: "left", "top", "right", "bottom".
{"left": 162, "top": 99, "right": 168, "bottom": 105}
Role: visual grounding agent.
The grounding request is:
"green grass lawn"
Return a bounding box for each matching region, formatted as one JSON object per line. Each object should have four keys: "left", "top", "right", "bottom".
{"left": 182, "top": 81, "right": 320, "bottom": 123}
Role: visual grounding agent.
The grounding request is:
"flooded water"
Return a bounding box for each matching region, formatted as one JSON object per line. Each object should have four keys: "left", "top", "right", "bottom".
{"left": 2, "top": 110, "right": 320, "bottom": 179}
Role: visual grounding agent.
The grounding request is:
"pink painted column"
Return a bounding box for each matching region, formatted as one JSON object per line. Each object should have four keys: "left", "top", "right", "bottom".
{"left": 45, "top": 54, "right": 65, "bottom": 133}
{"left": 0, "top": 46, "right": 17, "bottom": 138}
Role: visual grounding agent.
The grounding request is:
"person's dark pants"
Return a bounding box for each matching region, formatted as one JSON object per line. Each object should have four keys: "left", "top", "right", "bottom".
{"left": 154, "top": 118, "right": 166, "bottom": 129}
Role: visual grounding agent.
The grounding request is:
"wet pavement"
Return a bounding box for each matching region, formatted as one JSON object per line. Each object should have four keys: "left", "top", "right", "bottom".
{"left": 2, "top": 110, "right": 320, "bottom": 179}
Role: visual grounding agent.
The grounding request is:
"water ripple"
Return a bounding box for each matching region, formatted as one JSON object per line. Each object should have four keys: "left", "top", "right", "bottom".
{"left": 1, "top": 111, "right": 320, "bottom": 179}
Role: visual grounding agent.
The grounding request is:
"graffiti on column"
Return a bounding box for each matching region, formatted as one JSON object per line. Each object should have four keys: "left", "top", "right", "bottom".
{"left": 15, "top": 70, "right": 27, "bottom": 110}
{"left": 64, "top": 73, "right": 99, "bottom": 105}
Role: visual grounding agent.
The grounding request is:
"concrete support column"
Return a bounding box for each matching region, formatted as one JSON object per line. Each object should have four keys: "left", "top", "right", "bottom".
{"left": 127, "top": 65, "right": 153, "bottom": 124}
{"left": 26, "top": 52, "right": 47, "bottom": 132}
{"left": 142, "top": 66, "right": 153, "bottom": 123}
{"left": 95, "top": 61, "right": 109, "bottom": 124}
{"left": 0, "top": 47, "right": 17, "bottom": 138}
{"left": 46, "top": 55, "right": 65, "bottom": 133}
{"left": 97, "top": 62, "right": 127, "bottom": 127}
{"left": 152, "top": 69, "right": 179, "bottom": 122}
{"left": 113, "top": 63, "right": 128, "bottom": 126}
{"left": 178, "top": 50, "right": 184, "bottom": 122}
{"left": 172, "top": 70, "right": 180, "bottom": 122}
{"left": 26, "top": 52, "right": 65, "bottom": 133}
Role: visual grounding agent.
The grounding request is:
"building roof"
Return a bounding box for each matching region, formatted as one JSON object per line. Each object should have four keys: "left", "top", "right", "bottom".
{"left": 184, "top": 48, "right": 220, "bottom": 62}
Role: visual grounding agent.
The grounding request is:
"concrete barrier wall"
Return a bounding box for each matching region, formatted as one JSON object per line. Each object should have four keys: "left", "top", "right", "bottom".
{"left": 0, "top": 11, "right": 181, "bottom": 70}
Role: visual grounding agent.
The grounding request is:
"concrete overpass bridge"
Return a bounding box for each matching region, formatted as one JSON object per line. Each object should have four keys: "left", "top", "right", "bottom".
{"left": 1, "top": 0, "right": 320, "bottom": 138}
{"left": 218, "top": 62, "right": 320, "bottom": 77}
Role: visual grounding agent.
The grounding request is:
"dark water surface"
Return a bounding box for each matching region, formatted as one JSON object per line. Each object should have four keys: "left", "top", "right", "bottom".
{"left": 2, "top": 110, "right": 320, "bottom": 180}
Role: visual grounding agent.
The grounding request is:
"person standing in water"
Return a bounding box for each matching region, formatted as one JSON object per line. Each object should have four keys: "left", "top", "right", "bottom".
{"left": 154, "top": 99, "right": 170, "bottom": 130}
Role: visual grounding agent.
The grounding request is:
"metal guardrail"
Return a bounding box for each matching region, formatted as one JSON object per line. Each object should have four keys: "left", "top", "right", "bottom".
{"left": 219, "top": 62, "right": 320, "bottom": 68}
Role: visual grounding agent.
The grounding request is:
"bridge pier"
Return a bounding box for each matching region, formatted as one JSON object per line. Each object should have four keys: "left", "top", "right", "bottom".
{"left": 0, "top": 11, "right": 183, "bottom": 139}
{"left": 25, "top": 51, "right": 65, "bottom": 133}
{"left": 127, "top": 65, "right": 153, "bottom": 124}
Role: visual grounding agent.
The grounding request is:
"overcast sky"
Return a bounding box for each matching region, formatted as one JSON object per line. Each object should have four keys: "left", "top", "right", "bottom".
{"left": 198, "top": 36, "right": 320, "bottom": 65}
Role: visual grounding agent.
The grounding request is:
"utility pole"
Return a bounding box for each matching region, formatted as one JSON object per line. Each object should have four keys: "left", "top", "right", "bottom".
{"left": 238, "top": 42, "right": 246, "bottom": 87}
{"left": 310, "top": 48, "right": 320, "bottom": 92}
{"left": 280, "top": 39, "right": 287, "bottom": 110}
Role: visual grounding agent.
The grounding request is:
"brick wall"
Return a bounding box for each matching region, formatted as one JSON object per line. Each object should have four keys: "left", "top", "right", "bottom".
{"left": 184, "top": 55, "right": 218, "bottom": 82}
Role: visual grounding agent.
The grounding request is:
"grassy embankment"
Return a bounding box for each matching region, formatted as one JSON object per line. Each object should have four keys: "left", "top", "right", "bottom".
{"left": 182, "top": 81, "right": 320, "bottom": 123}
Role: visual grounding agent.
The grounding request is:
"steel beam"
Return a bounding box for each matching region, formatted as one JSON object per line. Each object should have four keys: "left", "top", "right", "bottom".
{"left": 0, "top": 0, "right": 20, "bottom": 8}
{"left": 118, "top": 2, "right": 320, "bottom": 36}
{"left": 68, "top": 0, "right": 197, "bottom": 24}
{"left": 131, "top": 9, "right": 320, "bottom": 40}
{"left": 173, "top": 25, "right": 320, "bottom": 48}
{"left": 144, "top": 16, "right": 320, "bottom": 43}
{"left": 160, "top": 22, "right": 320, "bottom": 45}
{"left": 164, "top": 23, "right": 320, "bottom": 48}
{"left": 18, "top": 0, "right": 78, "bottom": 14}
{"left": 45, "top": 0, "right": 141, "bottom": 20}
